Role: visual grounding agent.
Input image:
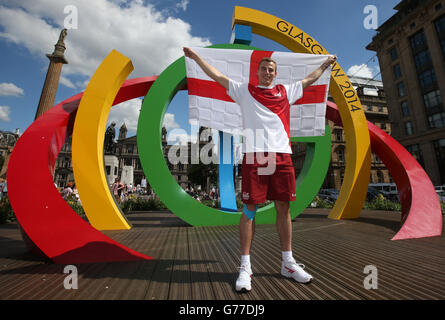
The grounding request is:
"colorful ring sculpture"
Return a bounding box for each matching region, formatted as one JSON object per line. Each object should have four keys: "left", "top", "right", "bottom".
{"left": 72, "top": 50, "right": 134, "bottom": 230}
{"left": 6, "top": 6, "right": 442, "bottom": 265}
{"left": 7, "top": 72, "right": 156, "bottom": 263}
{"left": 326, "top": 101, "right": 442, "bottom": 240}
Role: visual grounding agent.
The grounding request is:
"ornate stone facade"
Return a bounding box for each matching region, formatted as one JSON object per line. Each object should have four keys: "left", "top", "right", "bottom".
{"left": 367, "top": 0, "right": 445, "bottom": 185}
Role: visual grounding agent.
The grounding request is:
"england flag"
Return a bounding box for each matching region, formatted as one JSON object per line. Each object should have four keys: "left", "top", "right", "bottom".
{"left": 185, "top": 47, "right": 331, "bottom": 137}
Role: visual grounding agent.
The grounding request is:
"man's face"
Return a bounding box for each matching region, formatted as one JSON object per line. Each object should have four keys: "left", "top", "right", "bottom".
{"left": 257, "top": 61, "right": 277, "bottom": 87}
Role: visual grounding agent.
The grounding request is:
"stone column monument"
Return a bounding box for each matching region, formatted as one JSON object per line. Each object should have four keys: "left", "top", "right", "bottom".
{"left": 35, "top": 29, "right": 69, "bottom": 119}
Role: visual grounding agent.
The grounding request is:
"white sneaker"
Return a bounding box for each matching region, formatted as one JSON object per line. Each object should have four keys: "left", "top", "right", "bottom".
{"left": 235, "top": 265, "right": 252, "bottom": 292}
{"left": 281, "top": 258, "right": 313, "bottom": 284}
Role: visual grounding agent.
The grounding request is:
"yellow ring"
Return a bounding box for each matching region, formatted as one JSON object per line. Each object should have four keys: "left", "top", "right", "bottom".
{"left": 72, "top": 50, "right": 133, "bottom": 230}
{"left": 233, "top": 6, "right": 371, "bottom": 219}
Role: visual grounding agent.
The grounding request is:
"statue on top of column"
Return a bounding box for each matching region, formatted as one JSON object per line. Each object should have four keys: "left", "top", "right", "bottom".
{"left": 104, "top": 122, "right": 117, "bottom": 155}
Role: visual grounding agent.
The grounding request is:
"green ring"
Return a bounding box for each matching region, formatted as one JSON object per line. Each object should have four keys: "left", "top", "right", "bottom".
{"left": 137, "top": 43, "right": 331, "bottom": 226}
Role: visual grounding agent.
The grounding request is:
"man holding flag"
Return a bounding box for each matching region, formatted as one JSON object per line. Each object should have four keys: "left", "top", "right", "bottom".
{"left": 184, "top": 47, "right": 336, "bottom": 292}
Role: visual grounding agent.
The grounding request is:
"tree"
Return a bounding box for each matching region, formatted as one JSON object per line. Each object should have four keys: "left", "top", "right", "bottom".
{"left": 187, "top": 162, "right": 217, "bottom": 190}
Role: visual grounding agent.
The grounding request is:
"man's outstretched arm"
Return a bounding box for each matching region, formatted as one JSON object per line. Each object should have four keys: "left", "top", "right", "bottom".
{"left": 184, "top": 47, "right": 230, "bottom": 90}
{"left": 301, "top": 55, "right": 337, "bottom": 89}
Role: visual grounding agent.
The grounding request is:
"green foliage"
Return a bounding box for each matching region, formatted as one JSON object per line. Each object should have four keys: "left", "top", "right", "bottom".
{"left": 119, "top": 196, "right": 167, "bottom": 214}
{"left": 308, "top": 194, "right": 402, "bottom": 211}
{"left": 200, "top": 199, "right": 220, "bottom": 208}
{"left": 363, "top": 194, "right": 401, "bottom": 211}
{"left": 0, "top": 195, "right": 16, "bottom": 224}
{"left": 187, "top": 162, "right": 218, "bottom": 190}
{"left": 65, "top": 194, "right": 86, "bottom": 217}
{"left": 311, "top": 196, "right": 334, "bottom": 208}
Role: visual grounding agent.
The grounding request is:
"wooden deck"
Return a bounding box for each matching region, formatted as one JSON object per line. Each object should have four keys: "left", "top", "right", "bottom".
{"left": 0, "top": 208, "right": 444, "bottom": 300}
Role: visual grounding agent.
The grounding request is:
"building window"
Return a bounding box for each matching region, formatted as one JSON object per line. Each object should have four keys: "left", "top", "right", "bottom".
{"left": 436, "top": 3, "right": 443, "bottom": 11}
{"left": 397, "top": 82, "right": 405, "bottom": 97}
{"left": 401, "top": 101, "right": 410, "bottom": 116}
{"left": 423, "top": 90, "right": 443, "bottom": 110}
{"left": 393, "top": 64, "right": 402, "bottom": 79}
{"left": 367, "top": 105, "right": 373, "bottom": 111}
{"left": 413, "top": 49, "right": 432, "bottom": 71}
{"left": 418, "top": 69, "right": 437, "bottom": 91}
{"left": 377, "top": 170, "right": 384, "bottom": 183}
{"left": 374, "top": 153, "right": 382, "bottom": 163}
{"left": 435, "top": 14, "right": 445, "bottom": 57}
{"left": 390, "top": 47, "right": 398, "bottom": 60}
{"left": 435, "top": 14, "right": 445, "bottom": 33}
{"left": 378, "top": 105, "right": 384, "bottom": 112}
{"left": 405, "top": 121, "right": 414, "bottom": 135}
{"left": 433, "top": 138, "right": 445, "bottom": 184}
{"left": 106, "top": 166, "right": 111, "bottom": 175}
{"left": 410, "top": 30, "right": 428, "bottom": 52}
{"left": 428, "top": 112, "right": 445, "bottom": 128}
{"left": 336, "top": 148, "right": 345, "bottom": 162}
{"left": 406, "top": 144, "right": 424, "bottom": 167}
{"left": 334, "top": 129, "right": 342, "bottom": 141}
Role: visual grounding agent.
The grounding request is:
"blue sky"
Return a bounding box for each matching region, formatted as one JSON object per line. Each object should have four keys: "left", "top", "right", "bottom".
{"left": 0, "top": 0, "right": 400, "bottom": 142}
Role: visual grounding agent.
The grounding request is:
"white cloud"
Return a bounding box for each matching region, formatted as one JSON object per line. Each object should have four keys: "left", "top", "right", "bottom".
{"left": 75, "top": 79, "right": 90, "bottom": 90}
{"left": 0, "top": 0, "right": 211, "bottom": 89}
{"left": 0, "top": 82, "right": 24, "bottom": 97}
{"left": 106, "top": 97, "right": 184, "bottom": 143}
{"left": 107, "top": 98, "right": 142, "bottom": 134}
{"left": 0, "top": 106, "right": 12, "bottom": 122}
{"left": 60, "top": 76, "right": 76, "bottom": 89}
{"left": 373, "top": 65, "right": 381, "bottom": 78}
{"left": 164, "top": 114, "right": 191, "bottom": 144}
{"left": 163, "top": 113, "right": 180, "bottom": 131}
{"left": 347, "top": 64, "right": 374, "bottom": 78}
{"left": 167, "top": 129, "right": 191, "bottom": 145}
{"left": 177, "top": 0, "right": 189, "bottom": 11}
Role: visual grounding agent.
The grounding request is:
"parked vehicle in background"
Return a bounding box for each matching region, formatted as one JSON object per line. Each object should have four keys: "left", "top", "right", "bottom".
{"left": 367, "top": 186, "right": 382, "bottom": 202}
{"left": 436, "top": 190, "right": 445, "bottom": 202}
{"left": 317, "top": 189, "right": 339, "bottom": 204}
{"left": 368, "top": 183, "right": 399, "bottom": 202}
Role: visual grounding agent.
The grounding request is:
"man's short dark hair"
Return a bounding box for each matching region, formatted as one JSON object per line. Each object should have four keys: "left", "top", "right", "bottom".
{"left": 258, "top": 57, "right": 277, "bottom": 71}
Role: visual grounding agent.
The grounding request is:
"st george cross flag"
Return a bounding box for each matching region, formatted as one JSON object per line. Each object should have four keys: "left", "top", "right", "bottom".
{"left": 185, "top": 47, "right": 332, "bottom": 137}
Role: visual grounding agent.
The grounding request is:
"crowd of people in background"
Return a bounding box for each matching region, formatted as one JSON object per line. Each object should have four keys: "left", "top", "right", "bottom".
{"left": 110, "top": 178, "right": 153, "bottom": 203}
{"left": 184, "top": 185, "right": 219, "bottom": 202}
{"left": 59, "top": 178, "right": 220, "bottom": 205}
{"left": 60, "top": 181, "right": 80, "bottom": 203}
